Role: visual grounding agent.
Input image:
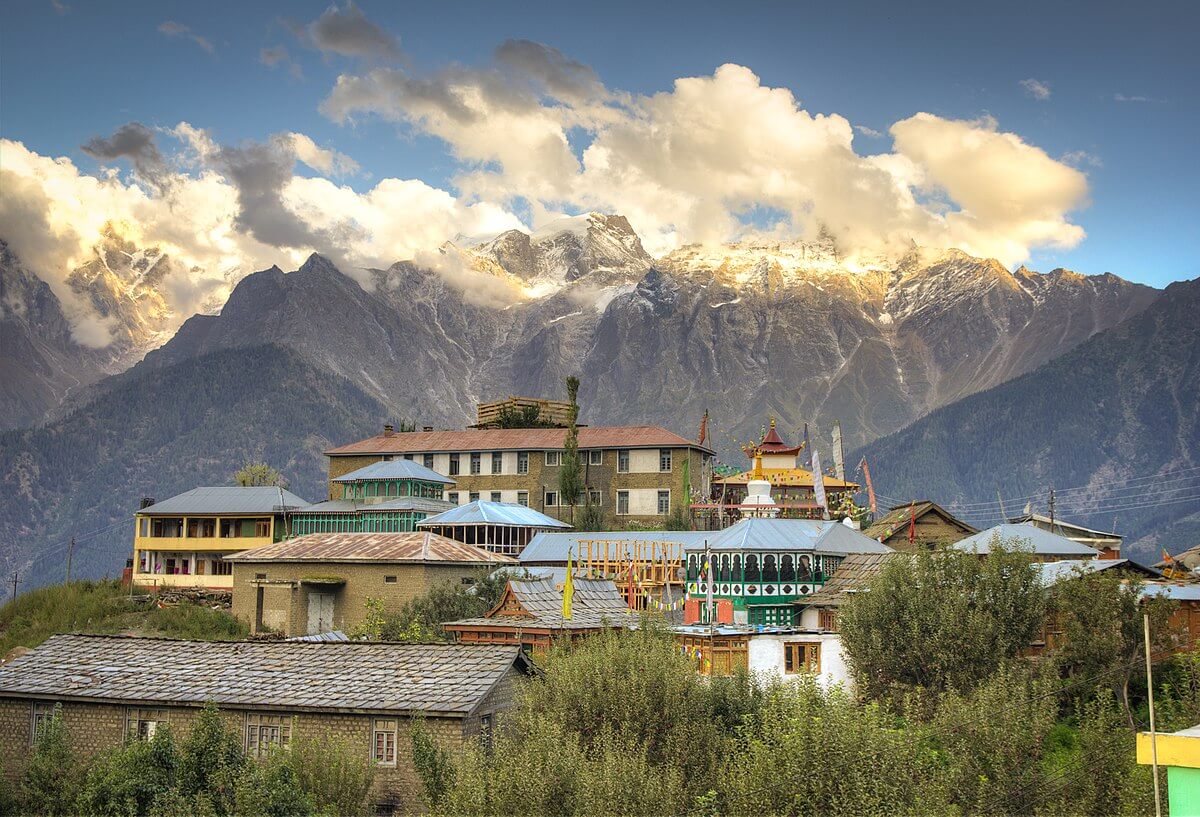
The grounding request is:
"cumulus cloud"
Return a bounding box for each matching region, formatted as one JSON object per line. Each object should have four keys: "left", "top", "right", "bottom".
{"left": 286, "top": 132, "right": 360, "bottom": 176}
{"left": 305, "top": 1, "right": 402, "bottom": 61}
{"left": 81, "top": 122, "right": 171, "bottom": 191}
{"left": 1020, "top": 78, "right": 1052, "bottom": 101}
{"left": 494, "top": 39, "right": 606, "bottom": 104}
{"left": 157, "top": 21, "right": 214, "bottom": 55}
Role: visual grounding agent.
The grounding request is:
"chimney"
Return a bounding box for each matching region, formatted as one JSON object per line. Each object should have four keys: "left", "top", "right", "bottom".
{"left": 422, "top": 426, "right": 434, "bottom": 432}
{"left": 383, "top": 424, "right": 395, "bottom": 437}
{"left": 139, "top": 497, "right": 155, "bottom": 509}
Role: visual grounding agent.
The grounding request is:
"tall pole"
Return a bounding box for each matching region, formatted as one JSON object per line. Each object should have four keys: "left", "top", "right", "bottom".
{"left": 65, "top": 537, "right": 75, "bottom": 584}
{"left": 9, "top": 571, "right": 18, "bottom": 601}
{"left": 1048, "top": 487, "right": 1056, "bottom": 530}
{"left": 1145, "top": 612, "right": 1162, "bottom": 817}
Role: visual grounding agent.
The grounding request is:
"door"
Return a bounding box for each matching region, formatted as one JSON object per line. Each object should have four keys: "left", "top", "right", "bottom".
{"left": 307, "top": 592, "right": 335, "bottom": 634}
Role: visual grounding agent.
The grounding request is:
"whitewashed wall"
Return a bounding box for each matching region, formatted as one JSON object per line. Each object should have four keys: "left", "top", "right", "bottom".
{"left": 747, "top": 632, "right": 852, "bottom": 692}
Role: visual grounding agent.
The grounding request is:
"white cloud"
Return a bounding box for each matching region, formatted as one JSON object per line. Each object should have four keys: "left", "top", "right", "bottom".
{"left": 287, "top": 132, "right": 360, "bottom": 177}
{"left": 854, "top": 124, "right": 883, "bottom": 138}
{"left": 1114, "top": 93, "right": 1165, "bottom": 103}
{"left": 1061, "top": 150, "right": 1103, "bottom": 169}
{"left": 1019, "top": 78, "right": 1052, "bottom": 101}
{"left": 157, "top": 21, "right": 214, "bottom": 55}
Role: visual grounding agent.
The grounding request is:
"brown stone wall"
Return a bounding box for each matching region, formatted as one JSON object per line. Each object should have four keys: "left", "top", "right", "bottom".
{"left": 882, "top": 515, "right": 973, "bottom": 552}
{"left": 232, "top": 562, "right": 490, "bottom": 637}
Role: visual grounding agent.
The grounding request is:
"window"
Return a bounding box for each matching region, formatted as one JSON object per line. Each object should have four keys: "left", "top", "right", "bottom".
{"left": 469, "top": 492, "right": 480, "bottom": 502}
{"left": 819, "top": 609, "right": 838, "bottom": 632}
{"left": 545, "top": 491, "right": 559, "bottom": 507}
{"left": 31, "top": 702, "right": 58, "bottom": 745}
{"left": 151, "top": 518, "right": 183, "bottom": 537}
{"left": 255, "top": 519, "right": 271, "bottom": 538}
{"left": 616, "top": 491, "right": 630, "bottom": 515}
{"left": 138, "top": 518, "right": 149, "bottom": 537}
{"left": 784, "top": 642, "right": 821, "bottom": 675}
{"left": 384, "top": 576, "right": 397, "bottom": 584}
{"left": 373, "top": 719, "right": 398, "bottom": 766}
{"left": 447, "top": 491, "right": 459, "bottom": 504}
{"left": 517, "top": 451, "right": 529, "bottom": 474}
{"left": 516, "top": 491, "right": 529, "bottom": 507}
{"left": 187, "top": 518, "right": 216, "bottom": 537}
{"left": 423, "top": 454, "right": 434, "bottom": 469}
{"left": 657, "top": 490, "right": 671, "bottom": 515}
{"left": 588, "top": 450, "right": 603, "bottom": 466}
{"left": 490, "top": 491, "right": 502, "bottom": 503}
{"left": 659, "top": 449, "right": 672, "bottom": 472}
{"left": 492, "top": 452, "right": 503, "bottom": 474}
{"left": 245, "top": 713, "right": 291, "bottom": 757}
{"left": 126, "top": 707, "right": 167, "bottom": 740}
{"left": 587, "top": 489, "right": 601, "bottom": 506}
{"left": 618, "top": 450, "right": 630, "bottom": 473}
{"left": 448, "top": 453, "right": 460, "bottom": 476}
{"left": 212, "top": 557, "right": 232, "bottom": 576}
{"left": 470, "top": 453, "right": 481, "bottom": 475}
{"left": 545, "top": 451, "right": 561, "bottom": 467}
{"left": 404, "top": 453, "right": 413, "bottom": 460}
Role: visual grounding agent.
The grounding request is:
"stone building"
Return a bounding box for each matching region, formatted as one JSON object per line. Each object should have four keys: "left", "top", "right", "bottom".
{"left": 0, "top": 634, "right": 533, "bottom": 813}
{"left": 324, "top": 424, "right": 713, "bottom": 526}
{"left": 131, "top": 486, "right": 309, "bottom": 591}
{"left": 225, "top": 531, "right": 516, "bottom": 637}
{"left": 861, "top": 501, "right": 977, "bottom": 552}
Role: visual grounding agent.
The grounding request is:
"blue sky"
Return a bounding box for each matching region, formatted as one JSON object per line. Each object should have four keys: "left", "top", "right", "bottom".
{"left": 4, "top": 0, "right": 1198, "bottom": 287}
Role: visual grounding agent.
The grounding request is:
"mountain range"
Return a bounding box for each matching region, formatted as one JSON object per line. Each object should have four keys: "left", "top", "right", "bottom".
{"left": 0, "top": 212, "right": 1192, "bottom": 583}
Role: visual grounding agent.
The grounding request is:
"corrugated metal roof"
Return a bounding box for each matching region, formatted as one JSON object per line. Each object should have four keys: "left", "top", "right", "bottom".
{"left": 0, "top": 634, "right": 528, "bottom": 714}
{"left": 224, "top": 532, "right": 516, "bottom": 564}
{"left": 417, "top": 500, "right": 570, "bottom": 529}
{"left": 139, "top": 487, "right": 310, "bottom": 515}
{"left": 332, "top": 460, "right": 455, "bottom": 485}
{"left": 1142, "top": 583, "right": 1200, "bottom": 602}
{"left": 326, "top": 425, "right": 712, "bottom": 455}
{"left": 700, "top": 519, "right": 894, "bottom": 554}
{"left": 297, "top": 497, "right": 455, "bottom": 514}
{"left": 950, "top": 523, "right": 1098, "bottom": 557}
{"left": 287, "top": 630, "right": 351, "bottom": 642}
{"left": 1036, "top": 558, "right": 1158, "bottom": 586}
{"left": 446, "top": 577, "right": 634, "bottom": 631}
{"left": 518, "top": 530, "right": 709, "bottom": 564}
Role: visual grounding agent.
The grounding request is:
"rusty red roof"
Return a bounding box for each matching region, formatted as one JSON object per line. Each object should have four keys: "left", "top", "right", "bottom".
{"left": 757, "top": 424, "right": 803, "bottom": 455}
{"left": 326, "top": 425, "right": 712, "bottom": 456}
{"left": 224, "top": 532, "right": 517, "bottom": 564}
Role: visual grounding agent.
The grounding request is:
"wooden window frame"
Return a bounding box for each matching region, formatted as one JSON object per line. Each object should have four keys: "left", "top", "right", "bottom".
{"left": 517, "top": 491, "right": 529, "bottom": 507}
{"left": 126, "top": 707, "right": 167, "bottom": 740}
{"left": 373, "top": 718, "right": 398, "bottom": 767}
{"left": 30, "top": 701, "right": 58, "bottom": 746}
{"left": 588, "top": 450, "right": 603, "bottom": 466}
{"left": 657, "top": 490, "right": 671, "bottom": 515}
{"left": 545, "top": 451, "right": 561, "bottom": 467}
{"left": 544, "top": 490, "right": 559, "bottom": 507}
{"left": 659, "top": 449, "right": 673, "bottom": 472}
{"left": 517, "top": 451, "right": 529, "bottom": 474}
{"left": 244, "top": 712, "right": 291, "bottom": 758}
{"left": 616, "top": 490, "right": 630, "bottom": 515}
{"left": 783, "top": 642, "right": 821, "bottom": 675}
{"left": 470, "top": 452, "right": 481, "bottom": 475}
{"left": 491, "top": 452, "right": 503, "bottom": 474}
{"left": 617, "top": 450, "right": 630, "bottom": 473}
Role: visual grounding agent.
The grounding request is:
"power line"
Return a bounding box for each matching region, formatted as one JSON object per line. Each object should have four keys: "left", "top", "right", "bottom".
{"left": 936, "top": 471, "right": 1200, "bottom": 511}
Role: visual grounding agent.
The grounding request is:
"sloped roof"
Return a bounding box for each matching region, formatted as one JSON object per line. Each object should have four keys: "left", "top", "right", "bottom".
{"left": 1156, "top": 543, "right": 1200, "bottom": 571}
{"left": 326, "top": 425, "right": 712, "bottom": 455}
{"left": 519, "top": 530, "right": 708, "bottom": 564}
{"left": 223, "top": 532, "right": 516, "bottom": 564}
{"left": 1010, "top": 513, "right": 1124, "bottom": 542}
{"left": 1036, "top": 558, "right": 1160, "bottom": 587}
{"left": 139, "top": 487, "right": 309, "bottom": 515}
{"left": 296, "top": 497, "right": 454, "bottom": 515}
{"left": 950, "top": 523, "right": 1098, "bottom": 557}
{"left": 332, "top": 460, "right": 455, "bottom": 485}
{"left": 714, "top": 467, "right": 858, "bottom": 490}
{"left": 0, "top": 634, "right": 530, "bottom": 715}
{"left": 862, "top": 501, "right": 978, "bottom": 541}
{"left": 445, "top": 577, "right": 633, "bottom": 631}
{"left": 799, "top": 552, "right": 905, "bottom": 608}
{"left": 757, "top": 424, "right": 802, "bottom": 455}
{"left": 699, "top": 518, "right": 894, "bottom": 555}
{"left": 418, "top": 500, "right": 570, "bottom": 529}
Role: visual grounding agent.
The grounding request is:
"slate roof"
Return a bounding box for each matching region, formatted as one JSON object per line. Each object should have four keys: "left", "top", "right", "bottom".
{"left": 862, "top": 501, "right": 978, "bottom": 541}
{"left": 950, "top": 523, "right": 1098, "bottom": 557}
{"left": 418, "top": 500, "right": 570, "bottom": 529}
{"left": 445, "top": 577, "right": 633, "bottom": 631}
{"left": 0, "top": 634, "right": 531, "bottom": 715}
{"left": 799, "top": 552, "right": 905, "bottom": 608}
{"left": 519, "top": 530, "right": 709, "bottom": 564}
{"left": 326, "top": 426, "right": 712, "bottom": 455}
{"left": 139, "top": 487, "right": 309, "bottom": 516}
{"left": 698, "top": 519, "right": 894, "bottom": 555}
{"left": 224, "top": 532, "right": 516, "bottom": 564}
{"left": 296, "top": 497, "right": 454, "bottom": 515}
{"left": 332, "top": 460, "right": 455, "bottom": 485}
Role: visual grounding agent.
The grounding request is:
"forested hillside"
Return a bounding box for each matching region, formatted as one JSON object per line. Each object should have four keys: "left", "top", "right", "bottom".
{"left": 0, "top": 345, "right": 388, "bottom": 587}
{"left": 856, "top": 277, "right": 1200, "bottom": 562}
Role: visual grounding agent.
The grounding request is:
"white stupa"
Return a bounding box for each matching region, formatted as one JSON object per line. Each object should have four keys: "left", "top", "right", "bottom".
{"left": 740, "top": 451, "right": 779, "bottom": 518}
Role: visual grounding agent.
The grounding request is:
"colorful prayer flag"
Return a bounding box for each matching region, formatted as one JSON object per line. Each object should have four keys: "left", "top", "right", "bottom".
{"left": 562, "top": 549, "right": 575, "bottom": 620}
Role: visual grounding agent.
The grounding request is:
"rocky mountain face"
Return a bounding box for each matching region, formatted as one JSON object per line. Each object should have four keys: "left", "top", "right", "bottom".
{"left": 854, "top": 276, "right": 1200, "bottom": 563}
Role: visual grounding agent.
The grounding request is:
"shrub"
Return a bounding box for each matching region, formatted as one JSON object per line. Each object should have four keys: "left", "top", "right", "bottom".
{"left": 21, "top": 707, "right": 80, "bottom": 817}
{"left": 75, "top": 725, "right": 179, "bottom": 816}
{"left": 290, "top": 731, "right": 375, "bottom": 816}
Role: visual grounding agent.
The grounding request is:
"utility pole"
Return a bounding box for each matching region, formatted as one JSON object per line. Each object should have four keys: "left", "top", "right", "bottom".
{"left": 65, "top": 537, "right": 75, "bottom": 584}
{"left": 9, "top": 571, "right": 19, "bottom": 601}
{"left": 996, "top": 487, "right": 1009, "bottom": 524}
{"left": 1146, "top": 613, "right": 1162, "bottom": 817}
{"left": 1048, "top": 487, "right": 1056, "bottom": 530}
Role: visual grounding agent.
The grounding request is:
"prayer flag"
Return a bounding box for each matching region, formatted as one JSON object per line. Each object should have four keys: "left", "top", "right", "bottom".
{"left": 562, "top": 549, "right": 574, "bottom": 620}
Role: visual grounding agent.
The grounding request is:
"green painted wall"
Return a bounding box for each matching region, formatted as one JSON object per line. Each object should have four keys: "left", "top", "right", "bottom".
{"left": 1169, "top": 766, "right": 1200, "bottom": 816}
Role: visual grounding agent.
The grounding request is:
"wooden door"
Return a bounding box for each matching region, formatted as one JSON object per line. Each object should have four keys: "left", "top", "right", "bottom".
{"left": 307, "top": 592, "right": 335, "bottom": 634}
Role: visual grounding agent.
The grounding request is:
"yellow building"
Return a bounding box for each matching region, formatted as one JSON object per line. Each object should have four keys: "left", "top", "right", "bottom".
{"left": 132, "top": 487, "right": 308, "bottom": 591}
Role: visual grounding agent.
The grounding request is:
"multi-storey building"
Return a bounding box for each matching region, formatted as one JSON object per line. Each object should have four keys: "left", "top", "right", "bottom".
{"left": 288, "top": 460, "right": 456, "bottom": 536}
{"left": 324, "top": 425, "right": 713, "bottom": 526}
{"left": 132, "top": 487, "right": 308, "bottom": 591}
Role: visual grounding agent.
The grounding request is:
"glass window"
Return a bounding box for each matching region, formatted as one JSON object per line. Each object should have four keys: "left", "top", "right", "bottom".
{"left": 469, "top": 492, "right": 480, "bottom": 502}
{"left": 127, "top": 707, "right": 167, "bottom": 740}
{"left": 447, "top": 491, "right": 459, "bottom": 504}
{"left": 720, "top": 554, "right": 731, "bottom": 583}
{"left": 745, "top": 554, "right": 760, "bottom": 583}
{"left": 659, "top": 450, "right": 672, "bottom": 472}
{"left": 657, "top": 490, "right": 670, "bottom": 515}
{"left": 588, "top": 450, "right": 603, "bottom": 466}
{"left": 517, "top": 451, "right": 529, "bottom": 474}
{"left": 616, "top": 491, "right": 630, "bottom": 515}
{"left": 490, "top": 491, "right": 502, "bottom": 502}
{"left": 618, "top": 450, "right": 630, "bottom": 472}
{"left": 138, "top": 518, "right": 150, "bottom": 537}
{"left": 517, "top": 491, "right": 529, "bottom": 507}
{"left": 687, "top": 554, "right": 698, "bottom": 581}
{"left": 255, "top": 519, "right": 271, "bottom": 538}
{"left": 470, "top": 453, "right": 481, "bottom": 475}
{"left": 762, "top": 555, "right": 778, "bottom": 584}
{"left": 588, "top": 489, "right": 601, "bottom": 506}
{"left": 448, "top": 453, "right": 460, "bottom": 476}
{"left": 784, "top": 642, "right": 821, "bottom": 674}
{"left": 31, "top": 702, "right": 58, "bottom": 745}
{"left": 373, "top": 719, "right": 398, "bottom": 766}
{"left": 798, "top": 555, "right": 814, "bottom": 583}
{"left": 780, "top": 555, "right": 796, "bottom": 583}
{"left": 423, "top": 453, "right": 434, "bottom": 469}
{"left": 492, "top": 452, "right": 503, "bottom": 474}
{"left": 545, "top": 491, "right": 558, "bottom": 507}
{"left": 404, "top": 453, "right": 413, "bottom": 461}
{"left": 384, "top": 576, "right": 397, "bottom": 584}
{"left": 245, "top": 713, "right": 291, "bottom": 758}
{"left": 545, "top": 451, "right": 561, "bottom": 467}
{"left": 212, "top": 557, "right": 233, "bottom": 576}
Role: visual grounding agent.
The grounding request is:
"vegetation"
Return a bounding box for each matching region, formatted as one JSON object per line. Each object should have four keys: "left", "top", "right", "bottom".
{"left": 0, "top": 579, "right": 248, "bottom": 655}
{"left": 352, "top": 568, "right": 521, "bottom": 641}
{"left": 558, "top": 375, "right": 584, "bottom": 524}
{"left": 232, "top": 461, "right": 286, "bottom": 488}
{"left": 493, "top": 404, "right": 558, "bottom": 428}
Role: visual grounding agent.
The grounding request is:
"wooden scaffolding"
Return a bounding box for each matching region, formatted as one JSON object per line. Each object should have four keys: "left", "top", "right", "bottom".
{"left": 575, "top": 538, "right": 685, "bottom": 609}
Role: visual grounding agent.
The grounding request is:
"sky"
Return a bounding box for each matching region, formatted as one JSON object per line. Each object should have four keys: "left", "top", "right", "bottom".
{"left": 2, "top": 0, "right": 1197, "bottom": 344}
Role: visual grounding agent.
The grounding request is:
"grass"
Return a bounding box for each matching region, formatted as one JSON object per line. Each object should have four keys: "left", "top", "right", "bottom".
{"left": 0, "top": 579, "right": 248, "bottom": 655}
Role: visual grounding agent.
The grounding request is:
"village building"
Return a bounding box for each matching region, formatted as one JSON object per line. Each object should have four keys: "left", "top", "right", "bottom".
{"left": 674, "top": 625, "right": 851, "bottom": 690}
{"left": 289, "top": 460, "right": 456, "bottom": 536}
{"left": 861, "top": 501, "right": 977, "bottom": 551}
{"left": 1157, "top": 544, "right": 1200, "bottom": 580}
{"left": 1008, "top": 512, "right": 1124, "bottom": 558}
{"left": 131, "top": 487, "right": 308, "bottom": 591}
{"left": 444, "top": 576, "right": 633, "bottom": 653}
{"left": 697, "top": 420, "right": 859, "bottom": 527}
{"left": 0, "top": 634, "right": 532, "bottom": 813}
{"left": 684, "top": 518, "right": 893, "bottom": 627}
{"left": 950, "top": 522, "right": 1101, "bottom": 562}
{"left": 415, "top": 500, "right": 570, "bottom": 557}
{"left": 1136, "top": 725, "right": 1200, "bottom": 816}
{"left": 225, "top": 531, "right": 515, "bottom": 637}
{"left": 324, "top": 424, "right": 713, "bottom": 526}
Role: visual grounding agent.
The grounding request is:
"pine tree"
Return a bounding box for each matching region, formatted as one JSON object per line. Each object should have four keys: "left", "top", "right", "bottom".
{"left": 558, "top": 376, "right": 584, "bottom": 524}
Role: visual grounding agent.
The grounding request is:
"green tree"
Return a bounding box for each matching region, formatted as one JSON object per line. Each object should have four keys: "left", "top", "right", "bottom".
{"left": 21, "top": 707, "right": 80, "bottom": 817}
{"left": 233, "top": 750, "right": 313, "bottom": 817}
{"left": 353, "top": 569, "right": 523, "bottom": 641}
{"left": 232, "top": 461, "right": 285, "bottom": 488}
{"left": 76, "top": 725, "right": 179, "bottom": 816}
{"left": 289, "top": 731, "right": 375, "bottom": 817}
{"left": 839, "top": 540, "right": 1045, "bottom": 699}
{"left": 411, "top": 718, "right": 456, "bottom": 809}
{"left": 494, "top": 404, "right": 556, "bottom": 428}
{"left": 176, "top": 704, "right": 245, "bottom": 816}
{"left": 572, "top": 500, "right": 608, "bottom": 532}
{"left": 558, "top": 376, "right": 584, "bottom": 524}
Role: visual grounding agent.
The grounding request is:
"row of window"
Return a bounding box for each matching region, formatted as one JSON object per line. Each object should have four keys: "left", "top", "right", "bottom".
{"left": 139, "top": 518, "right": 271, "bottom": 539}
{"left": 341, "top": 480, "right": 443, "bottom": 500}
{"left": 390, "top": 449, "right": 675, "bottom": 473}
{"left": 441, "top": 488, "right": 672, "bottom": 515}
{"left": 137, "top": 552, "right": 233, "bottom": 576}
{"left": 289, "top": 511, "right": 424, "bottom": 536}
{"left": 686, "top": 553, "right": 837, "bottom": 584}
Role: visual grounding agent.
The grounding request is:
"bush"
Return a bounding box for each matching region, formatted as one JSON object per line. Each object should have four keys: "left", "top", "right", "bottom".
{"left": 76, "top": 725, "right": 179, "bottom": 816}
{"left": 411, "top": 719, "right": 456, "bottom": 810}
{"left": 21, "top": 707, "right": 80, "bottom": 817}
{"left": 290, "top": 731, "right": 375, "bottom": 816}
{"left": 176, "top": 704, "right": 245, "bottom": 815}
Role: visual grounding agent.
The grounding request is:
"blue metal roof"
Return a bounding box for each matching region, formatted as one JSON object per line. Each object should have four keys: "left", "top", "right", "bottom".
{"left": 332, "top": 460, "right": 455, "bottom": 485}
{"left": 951, "top": 523, "right": 1098, "bottom": 557}
{"left": 1036, "top": 558, "right": 1155, "bottom": 587}
{"left": 519, "top": 530, "right": 710, "bottom": 563}
{"left": 139, "top": 487, "right": 309, "bottom": 515}
{"left": 1142, "top": 584, "right": 1200, "bottom": 602}
{"left": 698, "top": 518, "right": 894, "bottom": 555}
{"left": 418, "top": 500, "right": 571, "bottom": 529}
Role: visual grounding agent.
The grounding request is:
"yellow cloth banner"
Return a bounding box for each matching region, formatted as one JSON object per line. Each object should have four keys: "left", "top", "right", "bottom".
{"left": 563, "top": 551, "right": 575, "bottom": 620}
